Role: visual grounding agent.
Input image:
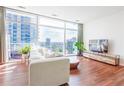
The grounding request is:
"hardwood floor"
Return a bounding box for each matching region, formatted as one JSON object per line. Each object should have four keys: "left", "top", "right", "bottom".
{"left": 70, "top": 57, "right": 124, "bottom": 86}
{"left": 0, "top": 62, "right": 28, "bottom": 86}
{"left": 0, "top": 57, "right": 124, "bottom": 86}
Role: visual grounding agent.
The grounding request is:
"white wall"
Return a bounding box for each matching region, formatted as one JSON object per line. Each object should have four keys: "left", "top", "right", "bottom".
{"left": 83, "top": 10, "right": 124, "bottom": 65}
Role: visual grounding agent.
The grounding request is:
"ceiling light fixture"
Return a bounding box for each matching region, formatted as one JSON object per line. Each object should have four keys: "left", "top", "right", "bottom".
{"left": 76, "top": 20, "right": 80, "bottom": 22}
{"left": 52, "top": 14, "right": 58, "bottom": 17}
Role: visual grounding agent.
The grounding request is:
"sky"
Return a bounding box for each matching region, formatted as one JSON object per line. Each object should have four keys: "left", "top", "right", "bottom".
{"left": 38, "top": 27, "right": 77, "bottom": 42}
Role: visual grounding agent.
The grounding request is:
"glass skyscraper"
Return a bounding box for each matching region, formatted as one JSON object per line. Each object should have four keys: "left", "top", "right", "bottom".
{"left": 6, "top": 12, "right": 36, "bottom": 60}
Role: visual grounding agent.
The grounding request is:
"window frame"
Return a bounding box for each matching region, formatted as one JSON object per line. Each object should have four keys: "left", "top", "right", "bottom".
{"left": 5, "top": 9, "right": 38, "bottom": 62}
{"left": 5, "top": 8, "right": 78, "bottom": 62}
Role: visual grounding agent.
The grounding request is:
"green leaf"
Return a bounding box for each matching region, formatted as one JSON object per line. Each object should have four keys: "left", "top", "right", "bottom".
{"left": 20, "top": 45, "right": 31, "bottom": 54}
{"left": 74, "top": 41, "right": 86, "bottom": 52}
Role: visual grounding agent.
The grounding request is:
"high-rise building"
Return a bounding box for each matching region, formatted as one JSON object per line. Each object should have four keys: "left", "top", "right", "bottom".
{"left": 6, "top": 13, "right": 36, "bottom": 59}
{"left": 66, "top": 37, "right": 76, "bottom": 54}
{"left": 45, "top": 38, "right": 51, "bottom": 49}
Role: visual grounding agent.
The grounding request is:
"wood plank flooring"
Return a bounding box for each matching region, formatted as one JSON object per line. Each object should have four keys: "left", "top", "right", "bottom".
{"left": 0, "top": 57, "right": 124, "bottom": 86}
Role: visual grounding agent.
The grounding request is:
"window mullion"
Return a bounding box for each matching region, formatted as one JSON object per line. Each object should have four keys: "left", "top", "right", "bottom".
{"left": 64, "top": 22, "right": 66, "bottom": 56}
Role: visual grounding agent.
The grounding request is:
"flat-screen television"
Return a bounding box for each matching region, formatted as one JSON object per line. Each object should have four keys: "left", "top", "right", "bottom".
{"left": 89, "top": 39, "right": 108, "bottom": 53}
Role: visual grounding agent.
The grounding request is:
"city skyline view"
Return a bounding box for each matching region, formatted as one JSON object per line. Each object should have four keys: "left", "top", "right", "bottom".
{"left": 6, "top": 10, "right": 78, "bottom": 61}
{"left": 38, "top": 26, "right": 77, "bottom": 42}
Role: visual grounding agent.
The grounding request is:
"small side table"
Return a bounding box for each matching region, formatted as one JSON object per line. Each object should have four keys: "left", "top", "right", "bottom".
{"left": 70, "top": 61, "right": 79, "bottom": 70}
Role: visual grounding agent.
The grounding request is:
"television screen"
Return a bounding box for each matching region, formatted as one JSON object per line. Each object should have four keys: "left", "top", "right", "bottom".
{"left": 89, "top": 39, "right": 108, "bottom": 53}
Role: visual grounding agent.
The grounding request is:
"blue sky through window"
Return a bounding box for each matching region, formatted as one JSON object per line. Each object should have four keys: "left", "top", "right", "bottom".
{"left": 39, "top": 27, "right": 64, "bottom": 42}
{"left": 39, "top": 26, "right": 77, "bottom": 42}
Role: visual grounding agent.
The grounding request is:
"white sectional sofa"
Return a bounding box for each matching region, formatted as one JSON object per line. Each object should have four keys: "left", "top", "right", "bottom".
{"left": 30, "top": 47, "right": 63, "bottom": 59}
{"left": 29, "top": 57, "right": 70, "bottom": 86}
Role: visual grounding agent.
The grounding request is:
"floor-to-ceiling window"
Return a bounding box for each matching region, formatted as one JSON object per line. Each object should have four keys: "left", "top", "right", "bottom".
{"left": 38, "top": 17, "right": 78, "bottom": 56}
{"left": 65, "top": 23, "right": 78, "bottom": 55}
{"left": 6, "top": 9, "right": 37, "bottom": 61}
{"left": 38, "top": 17, "right": 65, "bottom": 56}
{"left": 38, "top": 26, "right": 64, "bottom": 55}
{"left": 5, "top": 8, "right": 78, "bottom": 62}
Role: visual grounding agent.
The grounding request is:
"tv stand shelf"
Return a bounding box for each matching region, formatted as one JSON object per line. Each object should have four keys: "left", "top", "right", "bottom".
{"left": 83, "top": 51, "right": 120, "bottom": 66}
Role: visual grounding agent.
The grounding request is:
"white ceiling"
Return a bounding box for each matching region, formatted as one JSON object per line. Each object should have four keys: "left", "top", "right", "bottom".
{"left": 6, "top": 6, "right": 124, "bottom": 23}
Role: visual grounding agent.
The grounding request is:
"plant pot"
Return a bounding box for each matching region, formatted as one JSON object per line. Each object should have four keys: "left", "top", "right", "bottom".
{"left": 77, "top": 50, "right": 83, "bottom": 56}
{"left": 21, "top": 54, "right": 29, "bottom": 63}
{"left": 22, "top": 54, "right": 29, "bottom": 59}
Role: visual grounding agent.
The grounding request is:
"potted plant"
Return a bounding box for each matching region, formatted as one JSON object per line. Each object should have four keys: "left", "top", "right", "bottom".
{"left": 75, "top": 41, "right": 86, "bottom": 56}
{"left": 20, "top": 45, "right": 31, "bottom": 61}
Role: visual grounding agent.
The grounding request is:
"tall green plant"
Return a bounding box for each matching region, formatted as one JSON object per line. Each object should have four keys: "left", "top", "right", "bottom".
{"left": 75, "top": 42, "right": 86, "bottom": 55}
{"left": 20, "top": 45, "right": 31, "bottom": 54}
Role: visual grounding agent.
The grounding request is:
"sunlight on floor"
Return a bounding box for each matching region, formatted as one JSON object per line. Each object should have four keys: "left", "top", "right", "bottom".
{"left": 0, "top": 63, "right": 17, "bottom": 68}
{"left": 1, "top": 66, "right": 16, "bottom": 71}
{"left": 0, "top": 63, "right": 17, "bottom": 75}
{"left": 0, "top": 70, "right": 13, "bottom": 75}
